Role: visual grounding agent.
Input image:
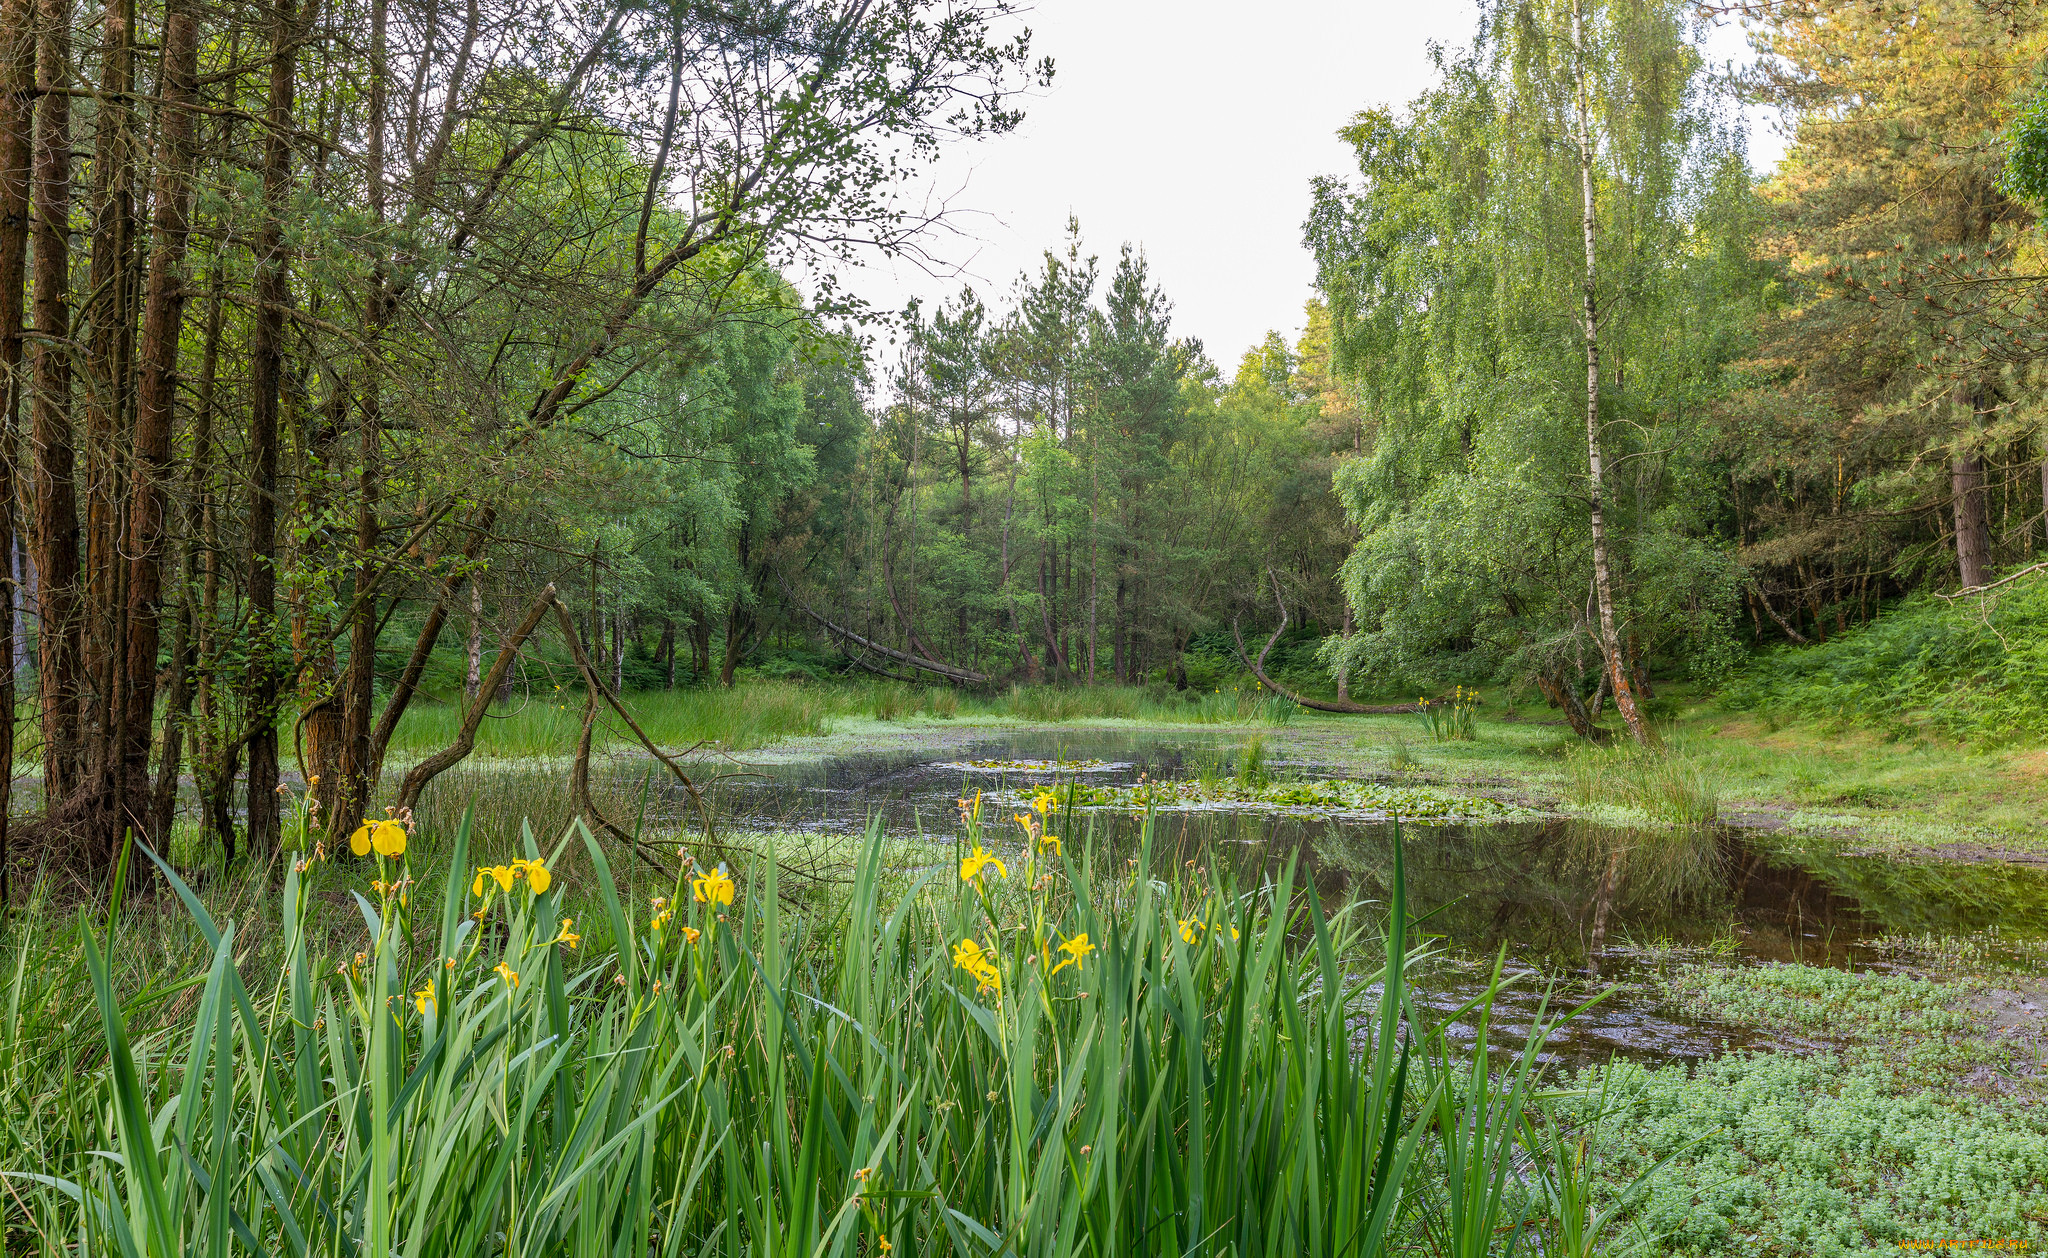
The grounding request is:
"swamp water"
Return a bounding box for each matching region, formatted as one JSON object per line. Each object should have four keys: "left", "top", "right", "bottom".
{"left": 661, "top": 729, "right": 2048, "bottom": 1068}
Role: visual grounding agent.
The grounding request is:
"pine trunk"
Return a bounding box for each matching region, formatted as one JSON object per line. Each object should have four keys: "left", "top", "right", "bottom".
{"left": 0, "top": 0, "right": 27, "bottom": 901}
{"left": 121, "top": 0, "right": 202, "bottom": 838}
{"left": 245, "top": 0, "right": 301, "bottom": 857}
{"left": 31, "top": 0, "right": 82, "bottom": 807}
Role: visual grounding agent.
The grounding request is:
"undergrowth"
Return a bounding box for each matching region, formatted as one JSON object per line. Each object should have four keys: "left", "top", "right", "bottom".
{"left": 1724, "top": 572, "right": 2048, "bottom": 743}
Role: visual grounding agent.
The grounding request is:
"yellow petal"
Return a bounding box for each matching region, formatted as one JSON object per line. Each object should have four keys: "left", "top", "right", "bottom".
{"left": 371, "top": 821, "right": 406, "bottom": 857}
{"left": 527, "top": 863, "right": 551, "bottom": 894}
{"left": 349, "top": 824, "right": 373, "bottom": 857}
{"left": 491, "top": 866, "right": 516, "bottom": 892}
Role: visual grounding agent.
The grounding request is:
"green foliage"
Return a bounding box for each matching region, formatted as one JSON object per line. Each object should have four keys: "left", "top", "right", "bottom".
{"left": 1018, "top": 775, "right": 1525, "bottom": 824}
{"left": 1573, "top": 961, "right": 2048, "bottom": 1256}
{"left": 1723, "top": 576, "right": 2048, "bottom": 742}
{"left": 1306, "top": 0, "right": 1751, "bottom": 701}
{"left": 0, "top": 810, "right": 1624, "bottom": 1255}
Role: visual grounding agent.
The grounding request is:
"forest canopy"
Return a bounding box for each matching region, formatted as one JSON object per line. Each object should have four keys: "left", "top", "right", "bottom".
{"left": 4, "top": 0, "right": 2048, "bottom": 876}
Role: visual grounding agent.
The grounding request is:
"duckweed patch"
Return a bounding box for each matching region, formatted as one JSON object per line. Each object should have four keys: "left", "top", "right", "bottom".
{"left": 1581, "top": 1049, "right": 2048, "bottom": 1256}
{"left": 1665, "top": 963, "right": 1990, "bottom": 1058}
{"left": 1019, "top": 775, "right": 1528, "bottom": 823}
{"left": 945, "top": 756, "right": 1123, "bottom": 773}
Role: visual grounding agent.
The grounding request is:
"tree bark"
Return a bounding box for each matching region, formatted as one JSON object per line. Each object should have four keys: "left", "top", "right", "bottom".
{"left": 465, "top": 580, "right": 483, "bottom": 701}
{"left": 245, "top": 0, "right": 302, "bottom": 857}
{"left": 0, "top": 0, "right": 27, "bottom": 903}
{"left": 1335, "top": 603, "right": 1353, "bottom": 703}
{"left": 1573, "top": 4, "right": 1650, "bottom": 747}
{"left": 120, "top": 0, "right": 202, "bottom": 840}
{"left": 334, "top": 0, "right": 387, "bottom": 843}
{"left": 82, "top": 0, "right": 137, "bottom": 798}
{"left": 31, "top": 0, "right": 82, "bottom": 808}
{"left": 1536, "top": 672, "right": 1597, "bottom": 740}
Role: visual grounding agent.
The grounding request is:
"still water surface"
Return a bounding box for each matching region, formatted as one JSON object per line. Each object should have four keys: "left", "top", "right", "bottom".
{"left": 682, "top": 729, "right": 2048, "bottom": 1067}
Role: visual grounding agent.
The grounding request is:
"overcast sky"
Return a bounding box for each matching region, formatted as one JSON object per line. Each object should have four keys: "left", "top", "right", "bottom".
{"left": 831, "top": 0, "right": 1790, "bottom": 371}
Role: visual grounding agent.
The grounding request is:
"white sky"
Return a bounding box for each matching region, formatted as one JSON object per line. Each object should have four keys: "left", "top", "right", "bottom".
{"left": 834, "top": 0, "right": 1791, "bottom": 368}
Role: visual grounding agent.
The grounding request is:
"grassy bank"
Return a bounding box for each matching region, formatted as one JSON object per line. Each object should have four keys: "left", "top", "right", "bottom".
{"left": 1255, "top": 699, "right": 2048, "bottom": 858}
{"left": 380, "top": 678, "right": 1300, "bottom": 765}
{"left": 378, "top": 673, "right": 2048, "bottom": 856}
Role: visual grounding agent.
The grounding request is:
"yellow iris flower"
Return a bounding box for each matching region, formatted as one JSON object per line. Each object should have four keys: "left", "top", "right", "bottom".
{"left": 513, "top": 858, "right": 552, "bottom": 894}
{"left": 951, "top": 937, "right": 1001, "bottom": 994}
{"left": 1049, "top": 932, "right": 1093, "bottom": 976}
{"left": 349, "top": 820, "right": 407, "bottom": 858}
{"left": 474, "top": 865, "right": 517, "bottom": 896}
{"left": 692, "top": 868, "right": 736, "bottom": 905}
{"left": 414, "top": 985, "right": 436, "bottom": 1015}
{"left": 553, "top": 917, "right": 580, "bottom": 948}
{"left": 494, "top": 963, "right": 519, "bottom": 988}
{"left": 960, "top": 843, "right": 1007, "bottom": 883}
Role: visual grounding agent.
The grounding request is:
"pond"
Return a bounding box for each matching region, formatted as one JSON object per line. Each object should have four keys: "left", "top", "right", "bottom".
{"left": 676, "top": 728, "right": 2048, "bottom": 1068}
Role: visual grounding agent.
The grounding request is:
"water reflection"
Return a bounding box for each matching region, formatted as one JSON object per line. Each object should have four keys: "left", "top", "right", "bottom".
{"left": 664, "top": 727, "right": 2048, "bottom": 1065}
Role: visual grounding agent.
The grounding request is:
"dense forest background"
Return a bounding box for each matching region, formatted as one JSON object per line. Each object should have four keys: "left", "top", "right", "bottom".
{"left": 3, "top": 0, "right": 2047, "bottom": 873}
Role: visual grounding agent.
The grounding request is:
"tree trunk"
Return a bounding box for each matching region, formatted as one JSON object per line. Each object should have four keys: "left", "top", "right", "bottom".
{"left": 720, "top": 606, "right": 748, "bottom": 687}
{"left": 75, "top": 0, "right": 129, "bottom": 808}
{"left": 1335, "top": 603, "right": 1353, "bottom": 703}
{"left": 1536, "top": 672, "right": 1597, "bottom": 740}
{"left": 1953, "top": 389, "right": 1989, "bottom": 589}
{"left": 190, "top": 273, "right": 225, "bottom": 854}
{"left": 2039, "top": 438, "right": 2048, "bottom": 551}
{"left": 465, "top": 580, "right": 483, "bottom": 701}
{"left": 335, "top": 0, "right": 386, "bottom": 842}
{"left": 1573, "top": 8, "right": 1650, "bottom": 748}
{"left": 82, "top": 0, "right": 137, "bottom": 805}
{"left": 31, "top": 0, "right": 82, "bottom": 808}
{"left": 0, "top": 0, "right": 24, "bottom": 903}
{"left": 120, "top": 0, "right": 201, "bottom": 841}
{"left": 245, "top": 0, "right": 302, "bottom": 857}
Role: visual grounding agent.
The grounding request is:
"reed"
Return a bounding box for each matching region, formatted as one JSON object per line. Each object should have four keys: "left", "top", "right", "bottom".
{"left": 0, "top": 807, "right": 1606, "bottom": 1255}
{"left": 1563, "top": 738, "right": 1721, "bottom": 827}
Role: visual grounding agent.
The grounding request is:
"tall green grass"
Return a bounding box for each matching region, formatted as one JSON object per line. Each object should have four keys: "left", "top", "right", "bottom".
{"left": 1563, "top": 738, "right": 1721, "bottom": 827}
{"left": 384, "top": 680, "right": 841, "bottom": 761}
{"left": 0, "top": 807, "right": 1621, "bottom": 1255}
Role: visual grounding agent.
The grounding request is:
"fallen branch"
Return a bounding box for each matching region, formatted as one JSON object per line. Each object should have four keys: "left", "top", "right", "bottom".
{"left": 1232, "top": 571, "right": 1417, "bottom": 715}
{"left": 547, "top": 595, "right": 843, "bottom": 885}
{"left": 1747, "top": 580, "right": 1809, "bottom": 644}
{"left": 783, "top": 581, "right": 992, "bottom": 685}
{"left": 1936, "top": 560, "right": 2048, "bottom": 601}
